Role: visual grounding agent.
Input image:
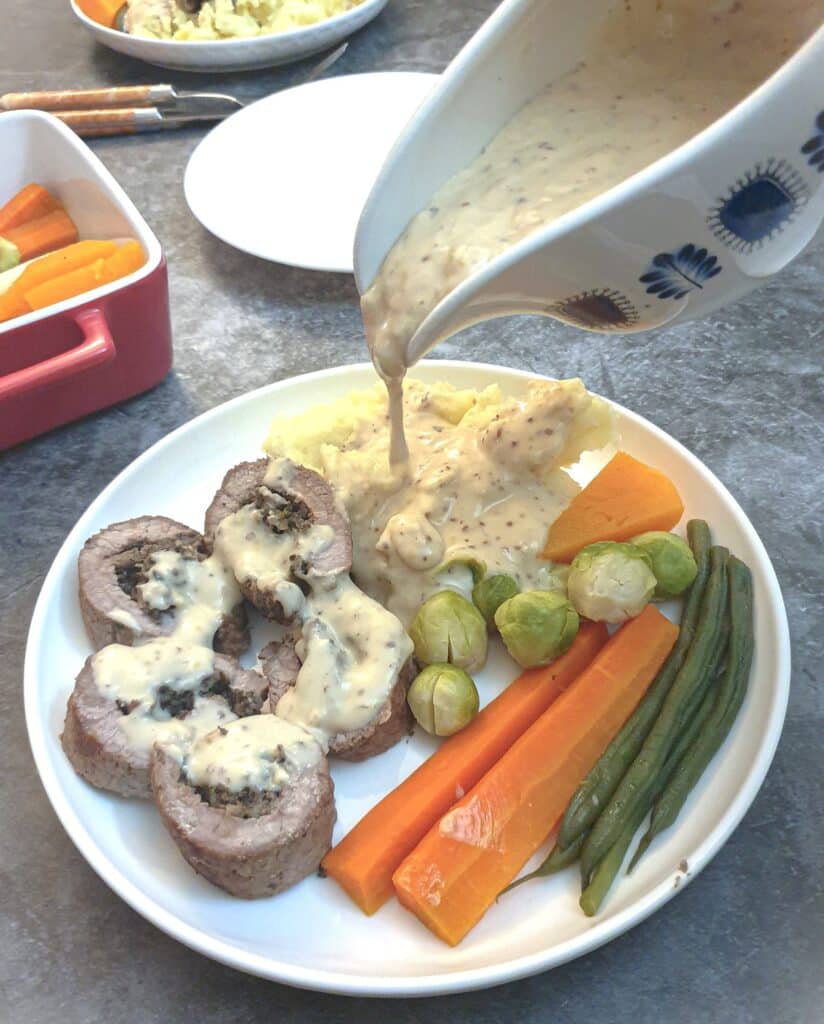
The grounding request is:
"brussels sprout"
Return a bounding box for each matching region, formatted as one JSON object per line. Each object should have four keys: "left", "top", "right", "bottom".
{"left": 407, "top": 663, "right": 480, "bottom": 737}
{"left": 630, "top": 531, "right": 698, "bottom": 598}
{"left": 472, "top": 573, "right": 519, "bottom": 625}
{"left": 567, "top": 541, "right": 656, "bottom": 623}
{"left": 409, "top": 590, "right": 488, "bottom": 672}
{"left": 494, "top": 590, "right": 579, "bottom": 668}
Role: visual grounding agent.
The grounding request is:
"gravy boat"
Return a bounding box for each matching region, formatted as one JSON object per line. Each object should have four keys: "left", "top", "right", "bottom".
{"left": 354, "top": 0, "right": 824, "bottom": 362}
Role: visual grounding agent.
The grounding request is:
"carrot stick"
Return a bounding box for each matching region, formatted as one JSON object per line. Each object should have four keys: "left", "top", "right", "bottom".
{"left": 392, "top": 605, "right": 678, "bottom": 946}
{"left": 0, "top": 290, "right": 30, "bottom": 324}
{"left": 3, "top": 208, "right": 78, "bottom": 263}
{"left": 21, "top": 242, "right": 146, "bottom": 312}
{"left": 322, "top": 621, "right": 609, "bottom": 915}
{"left": 74, "top": 0, "right": 124, "bottom": 28}
{"left": 0, "top": 184, "right": 61, "bottom": 234}
{"left": 11, "top": 240, "right": 118, "bottom": 296}
{"left": 543, "top": 451, "right": 685, "bottom": 563}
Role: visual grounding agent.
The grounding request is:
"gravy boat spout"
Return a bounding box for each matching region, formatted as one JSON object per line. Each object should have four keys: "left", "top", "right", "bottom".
{"left": 354, "top": 0, "right": 824, "bottom": 361}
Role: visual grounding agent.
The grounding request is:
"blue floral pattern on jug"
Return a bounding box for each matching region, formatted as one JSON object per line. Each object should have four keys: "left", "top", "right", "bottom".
{"left": 707, "top": 159, "right": 808, "bottom": 251}
{"left": 801, "top": 110, "right": 824, "bottom": 172}
{"left": 639, "top": 244, "right": 722, "bottom": 301}
{"left": 548, "top": 289, "right": 639, "bottom": 330}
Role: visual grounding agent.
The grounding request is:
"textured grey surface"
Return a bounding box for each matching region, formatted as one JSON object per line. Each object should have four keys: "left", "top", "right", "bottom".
{"left": 1, "top": 1, "right": 823, "bottom": 1021}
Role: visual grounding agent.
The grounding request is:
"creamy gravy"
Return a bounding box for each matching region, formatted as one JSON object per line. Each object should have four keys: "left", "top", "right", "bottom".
{"left": 184, "top": 714, "right": 321, "bottom": 793}
{"left": 310, "top": 378, "right": 611, "bottom": 625}
{"left": 137, "top": 549, "right": 241, "bottom": 646}
{"left": 362, "top": 0, "right": 822, "bottom": 455}
{"left": 92, "top": 638, "right": 235, "bottom": 752}
{"left": 276, "top": 574, "right": 414, "bottom": 739}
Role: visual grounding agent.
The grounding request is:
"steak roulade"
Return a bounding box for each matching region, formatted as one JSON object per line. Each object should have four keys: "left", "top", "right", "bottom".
{"left": 151, "top": 715, "right": 335, "bottom": 899}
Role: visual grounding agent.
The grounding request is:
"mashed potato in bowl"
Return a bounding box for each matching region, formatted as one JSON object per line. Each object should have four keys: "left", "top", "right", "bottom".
{"left": 125, "top": 0, "right": 364, "bottom": 41}
{"left": 264, "top": 378, "right": 616, "bottom": 624}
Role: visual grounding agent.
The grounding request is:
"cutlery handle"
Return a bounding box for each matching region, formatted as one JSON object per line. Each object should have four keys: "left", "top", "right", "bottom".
{"left": 55, "top": 108, "right": 166, "bottom": 137}
{"left": 0, "top": 85, "right": 174, "bottom": 112}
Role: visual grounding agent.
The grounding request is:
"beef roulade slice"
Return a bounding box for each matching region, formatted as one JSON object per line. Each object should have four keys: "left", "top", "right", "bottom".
{"left": 78, "top": 515, "right": 249, "bottom": 656}
{"left": 204, "top": 459, "right": 352, "bottom": 621}
{"left": 151, "top": 715, "right": 335, "bottom": 899}
{"left": 61, "top": 641, "right": 267, "bottom": 799}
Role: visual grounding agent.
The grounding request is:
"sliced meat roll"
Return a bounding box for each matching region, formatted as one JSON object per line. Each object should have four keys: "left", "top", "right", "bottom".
{"left": 78, "top": 515, "right": 249, "bottom": 656}
{"left": 258, "top": 576, "right": 417, "bottom": 762}
{"left": 61, "top": 641, "right": 267, "bottom": 799}
{"left": 204, "top": 458, "right": 352, "bottom": 621}
{"left": 151, "top": 715, "right": 335, "bottom": 899}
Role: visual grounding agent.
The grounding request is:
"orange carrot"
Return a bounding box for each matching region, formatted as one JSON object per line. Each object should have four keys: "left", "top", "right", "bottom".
{"left": 543, "top": 451, "right": 685, "bottom": 563}
{"left": 0, "top": 184, "right": 61, "bottom": 234}
{"left": 0, "top": 290, "right": 30, "bottom": 324}
{"left": 22, "top": 242, "right": 146, "bottom": 312}
{"left": 3, "top": 208, "right": 79, "bottom": 263}
{"left": 393, "top": 605, "right": 678, "bottom": 946}
{"left": 75, "top": 0, "right": 124, "bottom": 27}
{"left": 323, "top": 621, "right": 608, "bottom": 915}
{"left": 11, "top": 240, "right": 118, "bottom": 296}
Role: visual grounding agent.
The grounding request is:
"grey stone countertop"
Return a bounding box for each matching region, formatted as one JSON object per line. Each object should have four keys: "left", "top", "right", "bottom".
{"left": 1, "top": 1, "right": 822, "bottom": 1021}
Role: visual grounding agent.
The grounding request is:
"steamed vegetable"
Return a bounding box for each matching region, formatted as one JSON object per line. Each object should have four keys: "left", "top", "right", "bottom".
{"left": 2, "top": 208, "right": 78, "bottom": 263}
{"left": 495, "top": 590, "right": 579, "bottom": 667}
{"left": 409, "top": 590, "right": 488, "bottom": 673}
{"left": 392, "top": 605, "right": 678, "bottom": 945}
{"left": 0, "top": 184, "right": 61, "bottom": 234}
{"left": 0, "top": 238, "right": 19, "bottom": 272}
{"left": 74, "top": 0, "right": 123, "bottom": 28}
{"left": 542, "top": 451, "right": 685, "bottom": 562}
{"left": 555, "top": 520, "right": 712, "bottom": 851}
{"left": 578, "top": 546, "right": 729, "bottom": 882}
{"left": 567, "top": 541, "right": 657, "bottom": 623}
{"left": 408, "top": 664, "right": 479, "bottom": 737}
{"left": 322, "top": 622, "right": 609, "bottom": 915}
{"left": 472, "top": 573, "right": 519, "bottom": 625}
{"left": 631, "top": 531, "right": 697, "bottom": 598}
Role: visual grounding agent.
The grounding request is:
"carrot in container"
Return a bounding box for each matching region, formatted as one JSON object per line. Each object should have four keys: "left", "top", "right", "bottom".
{"left": 3, "top": 208, "right": 79, "bottom": 263}
{"left": 0, "top": 184, "right": 62, "bottom": 234}
{"left": 392, "top": 604, "right": 679, "bottom": 946}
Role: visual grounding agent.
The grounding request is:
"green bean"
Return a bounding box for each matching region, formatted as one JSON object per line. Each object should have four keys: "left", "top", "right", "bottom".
{"left": 580, "top": 800, "right": 648, "bottom": 916}
{"left": 499, "top": 832, "right": 588, "bottom": 896}
{"left": 579, "top": 546, "right": 729, "bottom": 882}
{"left": 556, "top": 520, "right": 713, "bottom": 851}
{"left": 635, "top": 557, "right": 754, "bottom": 852}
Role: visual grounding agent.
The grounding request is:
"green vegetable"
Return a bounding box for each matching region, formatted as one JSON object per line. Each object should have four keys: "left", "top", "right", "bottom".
{"left": 631, "top": 556, "right": 754, "bottom": 866}
{"left": 409, "top": 590, "right": 488, "bottom": 673}
{"left": 567, "top": 541, "right": 657, "bottom": 623}
{"left": 556, "top": 520, "right": 712, "bottom": 852}
{"left": 407, "top": 663, "right": 480, "bottom": 737}
{"left": 472, "top": 573, "right": 519, "bottom": 625}
{"left": 630, "top": 531, "right": 698, "bottom": 598}
{"left": 494, "top": 590, "right": 579, "bottom": 668}
{"left": 0, "top": 237, "right": 20, "bottom": 273}
{"left": 579, "top": 545, "right": 729, "bottom": 883}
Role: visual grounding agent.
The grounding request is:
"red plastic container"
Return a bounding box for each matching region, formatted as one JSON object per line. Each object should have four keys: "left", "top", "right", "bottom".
{"left": 0, "top": 111, "right": 172, "bottom": 449}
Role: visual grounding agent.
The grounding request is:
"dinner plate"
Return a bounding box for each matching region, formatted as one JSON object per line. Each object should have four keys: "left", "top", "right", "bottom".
{"left": 70, "top": 0, "right": 390, "bottom": 72}
{"left": 184, "top": 72, "right": 438, "bottom": 273}
{"left": 24, "top": 361, "right": 789, "bottom": 996}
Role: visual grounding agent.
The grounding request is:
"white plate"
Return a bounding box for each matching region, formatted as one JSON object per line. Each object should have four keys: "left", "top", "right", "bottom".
{"left": 184, "top": 72, "right": 437, "bottom": 273}
{"left": 24, "top": 361, "right": 789, "bottom": 996}
{"left": 70, "top": 0, "right": 390, "bottom": 72}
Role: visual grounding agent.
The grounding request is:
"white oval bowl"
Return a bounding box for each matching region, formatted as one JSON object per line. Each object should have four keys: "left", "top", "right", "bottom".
{"left": 70, "top": 0, "right": 389, "bottom": 72}
{"left": 24, "top": 361, "right": 789, "bottom": 996}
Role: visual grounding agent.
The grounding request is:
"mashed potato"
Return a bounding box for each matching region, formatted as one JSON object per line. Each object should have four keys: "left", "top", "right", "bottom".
{"left": 264, "top": 378, "right": 616, "bottom": 624}
{"left": 125, "top": 0, "right": 363, "bottom": 41}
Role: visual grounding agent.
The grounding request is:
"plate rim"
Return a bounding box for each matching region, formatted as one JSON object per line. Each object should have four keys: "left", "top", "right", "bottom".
{"left": 23, "top": 359, "right": 790, "bottom": 997}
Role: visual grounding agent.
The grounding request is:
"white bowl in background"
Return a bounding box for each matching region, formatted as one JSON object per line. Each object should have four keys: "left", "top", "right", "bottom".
{"left": 70, "top": 0, "right": 390, "bottom": 72}
{"left": 355, "top": 0, "right": 824, "bottom": 362}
